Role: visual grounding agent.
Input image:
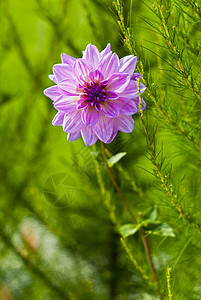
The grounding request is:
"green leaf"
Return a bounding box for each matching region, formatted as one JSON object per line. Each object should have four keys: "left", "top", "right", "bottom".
{"left": 90, "top": 151, "right": 99, "bottom": 158}
{"left": 147, "top": 223, "right": 175, "bottom": 237}
{"left": 142, "top": 206, "right": 157, "bottom": 223}
{"left": 149, "top": 207, "right": 157, "bottom": 222}
{"left": 120, "top": 223, "right": 141, "bottom": 238}
{"left": 107, "top": 152, "right": 127, "bottom": 167}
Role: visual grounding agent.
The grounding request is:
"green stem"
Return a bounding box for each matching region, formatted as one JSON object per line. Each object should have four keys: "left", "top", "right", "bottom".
{"left": 101, "top": 142, "right": 163, "bottom": 300}
{"left": 166, "top": 267, "right": 173, "bottom": 300}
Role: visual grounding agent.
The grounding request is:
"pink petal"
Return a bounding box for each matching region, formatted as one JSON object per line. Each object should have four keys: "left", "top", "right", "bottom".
{"left": 61, "top": 53, "right": 76, "bottom": 65}
{"left": 53, "top": 64, "right": 74, "bottom": 82}
{"left": 139, "top": 83, "right": 146, "bottom": 94}
{"left": 95, "top": 103, "right": 102, "bottom": 111}
{"left": 67, "top": 131, "right": 81, "bottom": 141}
{"left": 106, "top": 73, "right": 130, "bottom": 93}
{"left": 81, "top": 126, "right": 98, "bottom": 146}
{"left": 76, "top": 100, "right": 89, "bottom": 110}
{"left": 89, "top": 70, "right": 104, "bottom": 83}
{"left": 100, "top": 43, "right": 111, "bottom": 57}
{"left": 58, "top": 79, "right": 80, "bottom": 95}
{"left": 44, "top": 85, "right": 61, "bottom": 101}
{"left": 106, "top": 129, "right": 118, "bottom": 144}
{"left": 116, "top": 98, "right": 138, "bottom": 115}
{"left": 48, "top": 74, "right": 57, "bottom": 84}
{"left": 106, "top": 91, "right": 119, "bottom": 100}
{"left": 82, "top": 44, "right": 101, "bottom": 68}
{"left": 54, "top": 95, "right": 78, "bottom": 113}
{"left": 131, "top": 73, "right": 142, "bottom": 80}
{"left": 132, "top": 96, "right": 146, "bottom": 111}
{"left": 119, "top": 55, "right": 137, "bottom": 76}
{"left": 113, "top": 115, "right": 134, "bottom": 133}
{"left": 81, "top": 106, "right": 99, "bottom": 126}
{"left": 93, "top": 114, "right": 113, "bottom": 142}
{"left": 102, "top": 102, "right": 120, "bottom": 118}
{"left": 52, "top": 112, "right": 65, "bottom": 126}
{"left": 119, "top": 81, "right": 137, "bottom": 99}
{"left": 120, "top": 82, "right": 146, "bottom": 99}
{"left": 73, "top": 58, "right": 91, "bottom": 79}
{"left": 63, "top": 111, "right": 83, "bottom": 133}
{"left": 98, "top": 52, "right": 119, "bottom": 78}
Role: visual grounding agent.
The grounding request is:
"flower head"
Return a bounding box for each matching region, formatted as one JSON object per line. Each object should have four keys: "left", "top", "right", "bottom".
{"left": 44, "top": 44, "right": 146, "bottom": 146}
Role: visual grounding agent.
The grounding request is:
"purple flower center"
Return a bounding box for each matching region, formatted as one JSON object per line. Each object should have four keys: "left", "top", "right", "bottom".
{"left": 83, "top": 82, "right": 107, "bottom": 104}
{"left": 77, "top": 80, "right": 108, "bottom": 111}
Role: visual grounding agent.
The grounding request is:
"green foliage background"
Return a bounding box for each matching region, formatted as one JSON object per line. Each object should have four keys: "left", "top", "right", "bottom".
{"left": 0, "top": 0, "right": 201, "bottom": 299}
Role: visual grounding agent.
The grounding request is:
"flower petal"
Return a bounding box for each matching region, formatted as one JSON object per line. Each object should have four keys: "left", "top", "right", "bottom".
{"left": 76, "top": 100, "right": 89, "bottom": 110}
{"left": 44, "top": 85, "right": 61, "bottom": 101}
{"left": 120, "top": 82, "right": 146, "bottom": 98}
{"left": 100, "top": 43, "right": 111, "bottom": 57}
{"left": 89, "top": 70, "right": 104, "bottom": 83}
{"left": 73, "top": 58, "right": 91, "bottom": 79}
{"left": 48, "top": 74, "right": 57, "bottom": 84}
{"left": 52, "top": 112, "right": 65, "bottom": 126}
{"left": 67, "top": 131, "right": 81, "bottom": 141}
{"left": 93, "top": 114, "right": 113, "bottom": 142}
{"left": 81, "top": 106, "right": 99, "bottom": 126}
{"left": 106, "top": 91, "right": 119, "bottom": 100}
{"left": 106, "top": 128, "right": 118, "bottom": 144}
{"left": 53, "top": 64, "right": 74, "bottom": 82}
{"left": 119, "top": 55, "right": 137, "bottom": 76}
{"left": 54, "top": 95, "right": 78, "bottom": 113}
{"left": 98, "top": 52, "right": 119, "bottom": 78}
{"left": 139, "top": 83, "right": 146, "bottom": 94}
{"left": 63, "top": 110, "right": 83, "bottom": 133}
{"left": 113, "top": 115, "right": 134, "bottom": 133}
{"left": 81, "top": 126, "right": 98, "bottom": 146}
{"left": 95, "top": 103, "right": 102, "bottom": 111}
{"left": 82, "top": 44, "right": 101, "bottom": 68}
{"left": 133, "top": 96, "right": 146, "bottom": 111}
{"left": 131, "top": 73, "right": 142, "bottom": 80}
{"left": 106, "top": 73, "right": 130, "bottom": 93}
{"left": 102, "top": 102, "right": 120, "bottom": 118}
{"left": 116, "top": 98, "right": 138, "bottom": 115}
{"left": 61, "top": 53, "right": 76, "bottom": 65}
{"left": 58, "top": 79, "right": 80, "bottom": 95}
{"left": 119, "top": 80, "right": 138, "bottom": 99}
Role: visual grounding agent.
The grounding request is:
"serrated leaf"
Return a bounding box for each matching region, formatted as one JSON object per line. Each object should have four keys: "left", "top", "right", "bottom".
{"left": 148, "top": 223, "right": 175, "bottom": 237}
{"left": 107, "top": 152, "right": 127, "bottom": 167}
{"left": 120, "top": 223, "right": 141, "bottom": 238}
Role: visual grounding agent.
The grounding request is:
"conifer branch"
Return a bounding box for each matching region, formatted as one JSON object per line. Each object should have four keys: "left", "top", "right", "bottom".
{"left": 137, "top": 79, "right": 201, "bottom": 234}
{"left": 155, "top": 3, "right": 201, "bottom": 101}
{"left": 183, "top": 0, "right": 201, "bottom": 18}
{"left": 113, "top": 0, "right": 201, "bottom": 151}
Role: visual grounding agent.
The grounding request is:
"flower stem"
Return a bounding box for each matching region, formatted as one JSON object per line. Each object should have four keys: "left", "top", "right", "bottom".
{"left": 101, "top": 141, "right": 163, "bottom": 299}
{"left": 101, "top": 141, "right": 137, "bottom": 224}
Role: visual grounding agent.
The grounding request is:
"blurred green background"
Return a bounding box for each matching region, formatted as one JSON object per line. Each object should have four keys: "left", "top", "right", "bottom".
{"left": 0, "top": 0, "right": 201, "bottom": 299}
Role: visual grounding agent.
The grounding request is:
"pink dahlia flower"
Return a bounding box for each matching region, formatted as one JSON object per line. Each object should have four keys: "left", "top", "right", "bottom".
{"left": 44, "top": 44, "right": 146, "bottom": 146}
